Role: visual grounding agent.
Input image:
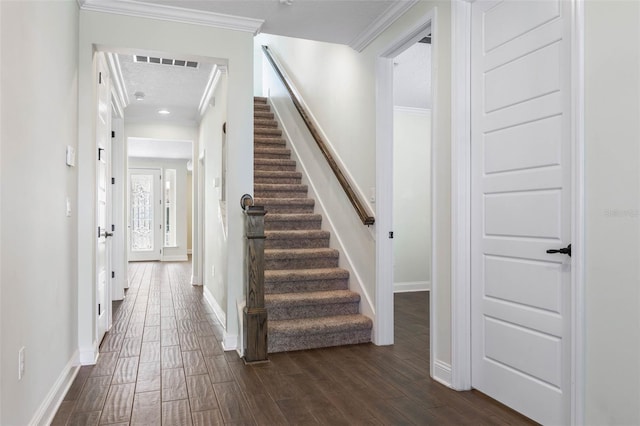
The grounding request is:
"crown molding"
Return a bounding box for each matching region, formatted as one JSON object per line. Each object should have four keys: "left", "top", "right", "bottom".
{"left": 198, "top": 65, "right": 224, "bottom": 117}
{"left": 349, "top": 0, "right": 419, "bottom": 52}
{"left": 105, "top": 52, "right": 130, "bottom": 112}
{"left": 80, "top": 0, "right": 264, "bottom": 34}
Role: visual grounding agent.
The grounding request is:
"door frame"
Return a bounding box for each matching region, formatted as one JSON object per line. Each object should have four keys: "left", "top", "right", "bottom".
{"left": 449, "top": 0, "right": 586, "bottom": 423}
{"left": 375, "top": 9, "right": 437, "bottom": 355}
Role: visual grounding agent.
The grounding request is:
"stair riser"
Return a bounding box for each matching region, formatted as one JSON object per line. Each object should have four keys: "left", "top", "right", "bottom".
{"left": 255, "top": 177, "right": 302, "bottom": 185}
{"left": 264, "top": 219, "right": 322, "bottom": 231}
{"left": 254, "top": 152, "right": 291, "bottom": 160}
{"left": 263, "top": 205, "right": 315, "bottom": 214}
{"left": 268, "top": 330, "right": 371, "bottom": 353}
{"left": 265, "top": 236, "right": 329, "bottom": 249}
{"left": 255, "top": 165, "right": 297, "bottom": 173}
{"left": 254, "top": 120, "right": 278, "bottom": 128}
{"left": 254, "top": 104, "right": 270, "bottom": 111}
{"left": 265, "top": 256, "right": 338, "bottom": 270}
{"left": 255, "top": 129, "right": 282, "bottom": 137}
{"left": 265, "top": 278, "right": 348, "bottom": 294}
{"left": 267, "top": 302, "right": 359, "bottom": 321}
{"left": 255, "top": 141, "right": 286, "bottom": 148}
{"left": 254, "top": 112, "right": 274, "bottom": 119}
{"left": 255, "top": 190, "right": 308, "bottom": 199}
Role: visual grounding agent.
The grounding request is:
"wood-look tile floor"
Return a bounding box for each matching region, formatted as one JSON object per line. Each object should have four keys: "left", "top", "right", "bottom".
{"left": 52, "top": 260, "right": 536, "bottom": 425}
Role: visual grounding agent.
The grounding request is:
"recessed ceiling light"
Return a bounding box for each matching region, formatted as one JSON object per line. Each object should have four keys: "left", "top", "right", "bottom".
{"left": 134, "top": 91, "right": 145, "bottom": 101}
{"left": 158, "top": 109, "right": 170, "bottom": 115}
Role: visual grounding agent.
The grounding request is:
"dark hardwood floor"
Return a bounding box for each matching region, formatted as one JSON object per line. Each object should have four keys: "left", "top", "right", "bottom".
{"left": 52, "top": 260, "right": 536, "bottom": 425}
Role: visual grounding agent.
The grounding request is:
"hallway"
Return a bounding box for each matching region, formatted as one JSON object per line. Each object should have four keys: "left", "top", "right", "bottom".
{"left": 52, "top": 261, "right": 534, "bottom": 425}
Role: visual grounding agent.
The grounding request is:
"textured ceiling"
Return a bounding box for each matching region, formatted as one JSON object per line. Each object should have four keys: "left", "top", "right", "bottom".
{"left": 128, "top": 137, "right": 193, "bottom": 160}
{"left": 118, "top": 53, "right": 215, "bottom": 124}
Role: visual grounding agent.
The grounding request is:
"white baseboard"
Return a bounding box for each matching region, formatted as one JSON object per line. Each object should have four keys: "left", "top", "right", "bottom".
{"left": 162, "top": 254, "right": 188, "bottom": 262}
{"left": 433, "top": 359, "right": 452, "bottom": 387}
{"left": 394, "top": 281, "right": 431, "bottom": 293}
{"left": 236, "top": 300, "right": 245, "bottom": 358}
{"left": 29, "top": 350, "right": 80, "bottom": 426}
{"left": 203, "top": 286, "right": 226, "bottom": 329}
{"left": 190, "top": 275, "right": 201, "bottom": 286}
{"left": 187, "top": 249, "right": 193, "bottom": 255}
{"left": 78, "top": 344, "right": 98, "bottom": 365}
{"left": 222, "top": 333, "right": 238, "bottom": 352}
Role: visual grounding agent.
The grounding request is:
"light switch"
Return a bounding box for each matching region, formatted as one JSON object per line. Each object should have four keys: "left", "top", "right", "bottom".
{"left": 66, "top": 146, "right": 76, "bottom": 167}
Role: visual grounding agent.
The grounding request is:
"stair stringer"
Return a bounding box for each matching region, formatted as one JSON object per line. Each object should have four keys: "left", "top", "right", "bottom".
{"left": 267, "top": 97, "right": 376, "bottom": 326}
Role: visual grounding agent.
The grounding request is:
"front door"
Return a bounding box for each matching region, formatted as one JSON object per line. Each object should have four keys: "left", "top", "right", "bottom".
{"left": 129, "top": 168, "right": 163, "bottom": 261}
{"left": 471, "top": 1, "right": 573, "bottom": 424}
{"left": 96, "top": 53, "right": 112, "bottom": 343}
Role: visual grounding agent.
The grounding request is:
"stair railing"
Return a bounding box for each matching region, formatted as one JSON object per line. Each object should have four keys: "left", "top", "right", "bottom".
{"left": 261, "top": 45, "right": 375, "bottom": 226}
{"left": 241, "top": 194, "right": 268, "bottom": 363}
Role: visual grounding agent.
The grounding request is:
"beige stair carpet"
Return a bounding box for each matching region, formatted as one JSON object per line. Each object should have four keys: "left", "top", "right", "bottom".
{"left": 253, "top": 96, "right": 372, "bottom": 353}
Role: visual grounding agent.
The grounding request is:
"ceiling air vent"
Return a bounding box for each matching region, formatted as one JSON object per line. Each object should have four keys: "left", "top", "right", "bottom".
{"left": 134, "top": 55, "right": 199, "bottom": 69}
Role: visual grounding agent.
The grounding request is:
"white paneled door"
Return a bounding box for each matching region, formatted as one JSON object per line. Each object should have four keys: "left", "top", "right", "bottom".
{"left": 471, "top": 1, "right": 573, "bottom": 424}
{"left": 129, "top": 168, "right": 162, "bottom": 262}
{"left": 96, "top": 53, "right": 112, "bottom": 343}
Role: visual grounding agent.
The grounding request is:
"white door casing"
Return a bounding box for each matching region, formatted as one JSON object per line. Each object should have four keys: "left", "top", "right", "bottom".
{"left": 128, "top": 168, "right": 162, "bottom": 262}
{"left": 471, "top": 1, "right": 573, "bottom": 424}
{"left": 96, "top": 53, "right": 112, "bottom": 343}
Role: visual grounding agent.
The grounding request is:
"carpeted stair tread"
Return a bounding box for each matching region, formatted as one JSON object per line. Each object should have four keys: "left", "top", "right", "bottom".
{"left": 254, "top": 96, "right": 268, "bottom": 103}
{"left": 264, "top": 213, "right": 322, "bottom": 230}
{"left": 255, "top": 170, "right": 302, "bottom": 185}
{"left": 254, "top": 103, "right": 270, "bottom": 111}
{"left": 265, "top": 247, "right": 339, "bottom": 261}
{"left": 255, "top": 197, "right": 315, "bottom": 214}
{"left": 266, "top": 290, "right": 359, "bottom": 306}
{"left": 255, "top": 137, "right": 286, "bottom": 147}
{"left": 269, "top": 314, "right": 373, "bottom": 335}
{"left": 265, "top": 267, "right": 349, "bottom": 283}
{"left": 254, "top": 111, "right": 274, "bottom": 119}
{"left": 265, "top": 229, "right": 329, "bottom": 249}
{"left": 255, "top": 127, "right": 282, "bottom": 136}
{"left": 254, "top": 118, "right": 278, "bottom": 128}
{"left": 255, "top": 183, "right": 308, "bottom": 199}
{"left": 266, "top": 290, "right": 360, "bottom": 320}
{"left": 254, "top": 147, "right": 292, "bottom": 159}
{"left": 264, "top": 268, "right": 349, "bottom": 294}
{"left": 255, "top": 158, "right": 297, "bottom": 172}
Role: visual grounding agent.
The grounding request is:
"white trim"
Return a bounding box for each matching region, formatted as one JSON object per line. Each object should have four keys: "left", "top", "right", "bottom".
{"left": 80, "top": 0, "right": 264, "bottom": 34}
{"left": 161, "top": 254, "right": 189, "bottom": 262}
{"left": 203, "top": 285, "right": 226, "bottom": 328}
{"left": 190, "top": 274, "right": 201, "bottom": 286}
{"left": 29, "top": 351, "right": 80, "bottom": 426}
{"left": 450, "top": 0, "right": 472, "bottom": 392}
{"left": 221, "top": 333, "right": 238, "bottom": 352}
{"left": 187, "top": 249, "right": 193, "bottom": 255}
{"left": 375, "top": 10, "right": 435, "bottom": 349}
{"left": 79, "top": 342, "right": 99, "bottom": 365}
{"left": 432, "top": 360, "right": 452, "bottom": 387}
{"left": 105, "top": 52, "right": 129, "bottom": 111}
{"left": 394, "top": 281, "right": 430, "bottom": 293}
{"left": 198, "top": 65, "right": 223, "bottom": 117}
{"left": 349, "top": 1, "right": 419, "bottom": 52}
{"left": 570, "top": 0, "right": 586, "bottom": 423}
{"left": 271, "top": 100, "right": 376, "bottom": 324}
{"left": 393, "top": 106, "right": 431, "bottom": 116}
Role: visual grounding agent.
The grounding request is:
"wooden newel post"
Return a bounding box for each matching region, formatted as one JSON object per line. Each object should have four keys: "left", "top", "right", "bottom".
{"left": 243, "top": 205, "right": 268, "bottom": 363}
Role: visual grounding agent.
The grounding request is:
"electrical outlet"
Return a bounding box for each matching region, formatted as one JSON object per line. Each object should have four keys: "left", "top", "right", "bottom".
{"left": 18, "top": 347, "right": 25, "bottom": 380}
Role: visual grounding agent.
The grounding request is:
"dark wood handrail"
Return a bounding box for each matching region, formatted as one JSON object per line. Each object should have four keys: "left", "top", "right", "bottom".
{"left": 261, "top": 45, "right": 375, "bottom": 226}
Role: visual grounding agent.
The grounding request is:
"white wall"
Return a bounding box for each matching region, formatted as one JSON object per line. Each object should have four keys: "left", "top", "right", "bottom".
{"left": 256, "top": 0, "right": 452, "bottom": 363}
{"left": 1, "top": 1, "right": 79, "bottom": 424}
{"left": 393, "top": 108, "right": 431, "bottom": 291}
{"left": 199, "top": 73, "right": 229, "bottom": 323}
{"left": 128, "top": 158, "right": 189, "bottom": 261}
{"left": 78, "top": 10, "right": 254, "bottom": 360}
{"left": 584, "top": 1, "right": 640, "bottom": 424}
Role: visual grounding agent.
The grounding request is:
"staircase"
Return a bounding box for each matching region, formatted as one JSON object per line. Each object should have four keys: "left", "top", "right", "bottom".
{"left": 253, "top": 96, "right": 373, "bottom": 353}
